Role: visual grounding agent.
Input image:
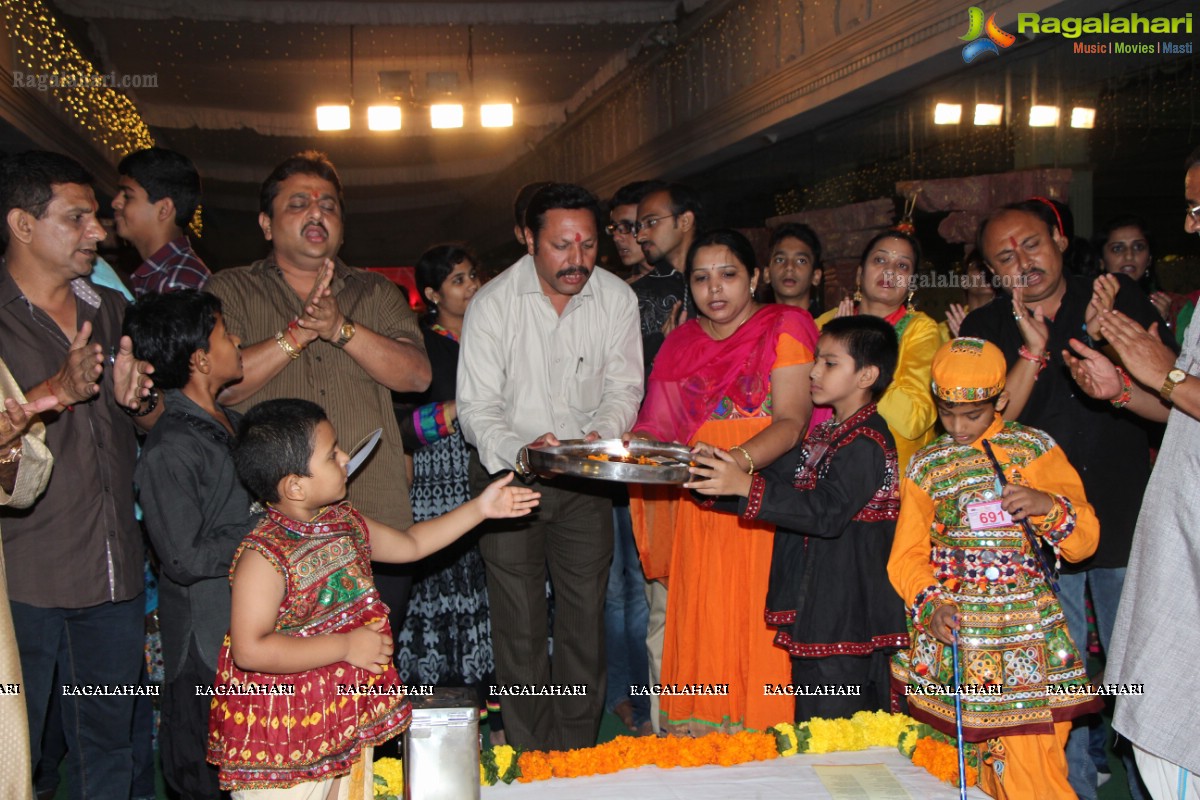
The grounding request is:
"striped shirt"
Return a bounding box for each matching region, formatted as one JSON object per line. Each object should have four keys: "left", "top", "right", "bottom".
{"left": 207, "top": 257, "right": 425, "bottom": 528}
{"left": 130, "top": 235, "right": 211, "bottom": 297}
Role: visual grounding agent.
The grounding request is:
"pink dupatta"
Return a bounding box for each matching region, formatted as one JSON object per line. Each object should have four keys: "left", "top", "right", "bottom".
{"left": 633, "top": 304, "right": 820, "bottom": 444}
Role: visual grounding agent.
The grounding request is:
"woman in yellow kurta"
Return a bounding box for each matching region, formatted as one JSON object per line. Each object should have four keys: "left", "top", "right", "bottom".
{"left": 0, "top": 359, "right": 56, "bottom": 798}
{"left": 815, "top": 229, "right": 943, "bottom": 471}
{"left": 630, "top": 230, "right": 816, "bottom": 735}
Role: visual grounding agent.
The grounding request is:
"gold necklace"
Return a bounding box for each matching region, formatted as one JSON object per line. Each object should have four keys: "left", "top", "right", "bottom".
{"left": 704, "top": 305, "right": 756, "bottom": 340}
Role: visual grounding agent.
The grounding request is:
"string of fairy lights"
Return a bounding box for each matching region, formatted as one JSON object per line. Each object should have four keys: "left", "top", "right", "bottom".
{"left": 1, "top": 0, "right": 154, "bottom": 158}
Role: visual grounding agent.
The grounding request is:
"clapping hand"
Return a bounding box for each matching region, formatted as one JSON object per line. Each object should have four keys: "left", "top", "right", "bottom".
{"left": 1097, "top": 310, "right": 1177, "bottom": 389}
{"left": 1084, "top": 274, "right": 1119, "bottom": 339}
{"left": 1063, "top": 338, "right": 1123, "bottom": 401}
{"left": 112, "top": 335, "right": 156, "bottom": 410}
{"left": 1011, "top": 286, "right": 1049, "bottom": 355}
{"left": 51, "top": 321, "right": 105, "bottom": 406}
{"left": 945, "top": 303, "right": 967, "bottom": 338}
{"left": 477, "top": 472, "right": 541, "bottom": 518}
{"left": 295, "top": 259, "right": 341, "bottom": 343}
{"left": 0, "top": 395, "right": 59, "bottom": 450}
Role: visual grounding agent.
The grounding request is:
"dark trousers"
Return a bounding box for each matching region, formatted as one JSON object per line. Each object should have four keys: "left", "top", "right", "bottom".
{"left": 473, "top": 461, "right": 612, "bottom": 752}
{"left": 790, "top": 649, "right": 892, "bottom": 722}
{"left": 161, "top": 640, "right": 222, "bottom": 800}
{"left": 11, "top": 595, "right": 144, "bottom": 800}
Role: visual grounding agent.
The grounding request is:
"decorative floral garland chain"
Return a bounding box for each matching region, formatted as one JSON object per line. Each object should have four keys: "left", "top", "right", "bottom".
{"left": 372, "top": 710, "right": 979, "bottom": 797}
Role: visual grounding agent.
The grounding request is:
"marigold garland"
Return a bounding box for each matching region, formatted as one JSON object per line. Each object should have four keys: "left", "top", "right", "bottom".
{"left": 910, "top": 736, "right": 979, "bottom": 787}
{"left": 375, "top": 710, "right": 981, "bottom": 789}
{"left": 372, "top": 757, "right": 404, "bottom": 799}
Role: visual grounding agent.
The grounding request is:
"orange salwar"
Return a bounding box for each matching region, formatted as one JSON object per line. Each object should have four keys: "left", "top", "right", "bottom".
{"left": 977, "top": 721, "right": 1074, "bottom": 800}
{"left": 631, "top": 416, "right": 792, "bottom": 735}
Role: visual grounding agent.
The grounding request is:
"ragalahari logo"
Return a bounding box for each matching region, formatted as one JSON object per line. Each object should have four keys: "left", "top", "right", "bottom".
{"left": 961, "top": 7, "right": 1016, "bottom": 62}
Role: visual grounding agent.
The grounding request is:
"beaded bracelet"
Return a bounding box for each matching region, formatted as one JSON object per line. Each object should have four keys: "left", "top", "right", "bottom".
{"left": 1110, "top": 366, "right": 1133, "bottom": 408}
{"left": 124, "top": 387, "right": 160, "bottom": 418}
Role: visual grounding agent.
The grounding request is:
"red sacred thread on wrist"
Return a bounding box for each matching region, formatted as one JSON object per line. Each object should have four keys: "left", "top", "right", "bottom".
{"left": 1111, "top": 367, "right": 1133, "bottom": 409}
{"left": 1017, "top": 346, "right": 1048, "bottom": 377}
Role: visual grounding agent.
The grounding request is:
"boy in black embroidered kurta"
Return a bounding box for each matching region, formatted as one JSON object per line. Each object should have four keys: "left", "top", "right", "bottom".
{"left": 688, "top": 316, "right": 908, "bottom": 720}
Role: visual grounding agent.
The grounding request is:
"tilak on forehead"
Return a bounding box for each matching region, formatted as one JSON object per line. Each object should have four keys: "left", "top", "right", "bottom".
{"left": 1010, "top": 236, "right": 1019, "bottom": 250}
{"left": 574, "top": 232, "right": 582, "bottom": 243}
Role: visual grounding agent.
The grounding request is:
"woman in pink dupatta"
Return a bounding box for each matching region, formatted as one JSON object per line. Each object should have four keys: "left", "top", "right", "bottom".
{"left": 629, "top": 229, "right": 818, "bottom": 736}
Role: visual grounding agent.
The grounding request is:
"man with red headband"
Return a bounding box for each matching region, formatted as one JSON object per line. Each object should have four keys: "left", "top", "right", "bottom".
{"left": 961, "top": 198, "right": 1175, "bottom": 799}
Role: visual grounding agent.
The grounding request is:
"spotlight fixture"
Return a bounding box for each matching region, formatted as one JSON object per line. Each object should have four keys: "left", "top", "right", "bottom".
{"left": 368, "top": 105, "right": 402, "bottom": 131}
{"left": 480, "top": 103, "right": 514, "bottom": 128}
{"left": 974, "top": 103, "right": 1003, "bottom": 126}
{"left": 1070, "top": 107, "right": 1096, "bottom": 129}
{"left": 316, "top": 105, "right": 351, "bottom": 131}
{"left": 934, "top": 103, "right": 962, "bottom": 125}
{"left": 431, "top": 104, "right": 464, "bottom": 129}
{"left": 1028, "top": 105, "right": 1060, "bottom": 127}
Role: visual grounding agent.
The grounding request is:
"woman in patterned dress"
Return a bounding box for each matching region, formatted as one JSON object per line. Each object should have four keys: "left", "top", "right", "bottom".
{"left": 392, "top": 245, "right": 504, "bottom": 738}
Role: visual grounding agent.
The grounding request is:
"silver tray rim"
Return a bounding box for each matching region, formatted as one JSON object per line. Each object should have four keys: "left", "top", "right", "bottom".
{"left": 527, "top": 438, "right": 692, "bottom": 484}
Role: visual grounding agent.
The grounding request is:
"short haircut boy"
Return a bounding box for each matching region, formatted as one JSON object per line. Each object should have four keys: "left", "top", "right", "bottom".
{"left": 820, "top": 315, "right": 899, "bottom": 396}
{"left": 234, "top": 399, "right": 329, "bottom": 504}
{"left": 118, "top": 147, "right": 202, "bottom": 228}
{"left": 123, "top": 290, "right": 222, "bottom": 390}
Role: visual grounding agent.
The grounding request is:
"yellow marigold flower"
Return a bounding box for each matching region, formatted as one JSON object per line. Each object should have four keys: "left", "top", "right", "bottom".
{"left": 494, "top": 744, "right": 515, "bottom": 777}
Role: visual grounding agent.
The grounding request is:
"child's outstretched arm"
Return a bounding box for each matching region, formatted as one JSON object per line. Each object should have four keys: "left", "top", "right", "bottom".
{"left": 229, "top": 549, "right": 393, "bottom": 675}
{"left": 367, "top": 472, "right": 540, "bottom": 564}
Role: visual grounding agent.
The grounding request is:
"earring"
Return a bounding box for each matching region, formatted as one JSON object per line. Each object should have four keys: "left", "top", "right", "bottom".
{"left": 853, "top": 280, "right": 863, "bottom": 304}
{"left": 906, "top": 288, "right": 916, "bottom": 309}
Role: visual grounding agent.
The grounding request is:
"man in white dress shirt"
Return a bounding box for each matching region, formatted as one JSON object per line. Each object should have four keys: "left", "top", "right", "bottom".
{"left": 458, "top": 183, "right": 643, "bottom": 751}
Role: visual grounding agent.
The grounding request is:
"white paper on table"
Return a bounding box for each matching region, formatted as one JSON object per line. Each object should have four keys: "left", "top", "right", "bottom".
{"left": 813, "top": 764, "right": 914, "bottom": 799}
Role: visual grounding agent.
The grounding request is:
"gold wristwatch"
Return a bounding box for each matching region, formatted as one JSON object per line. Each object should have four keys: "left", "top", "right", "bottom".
{"left": 332, "top": 318, "right": 356, "bottom": 349}
{"left": 1160, "top": 368, "right": 1187, "bottom": 401}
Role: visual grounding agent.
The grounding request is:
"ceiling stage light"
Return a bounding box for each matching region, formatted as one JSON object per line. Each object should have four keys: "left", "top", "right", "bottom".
{"left": 481, "top": 104, "right": 514, "bottom": 128}
{"left": 1029, "top": 105, "right": 1060, "bottom": 127}
{"left": 368, "top": 105, "right": 402, "bottom": 131}
{"left": 934, "top": 103, "right": 962, "bottom": 125}
{"left": 974, "top": 103, "right": 1003, "bottom": 126}
{"left": 1071, "top": 107, "right": 1096, "bottom": 129}
{"left": 430, "top": 104, "right": 464, "bottom": 129}
{"left": 316, "top": 105, "right": 351, "bottom": 131}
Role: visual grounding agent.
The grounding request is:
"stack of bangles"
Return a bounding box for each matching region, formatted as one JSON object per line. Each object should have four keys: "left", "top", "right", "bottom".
{"left": 1017, "top": 345, "right": 1049, "bottom": 376}
{"left": 1111, "top": 366, "right": 1133, "bottom": 408}
{"left": 275, "top": 320, "right": 305, "bottom": 360}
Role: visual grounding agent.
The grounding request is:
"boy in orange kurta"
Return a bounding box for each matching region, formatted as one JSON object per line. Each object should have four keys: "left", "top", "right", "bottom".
{"left": 888, "top": 338, "right": 1102, "bottom": 799}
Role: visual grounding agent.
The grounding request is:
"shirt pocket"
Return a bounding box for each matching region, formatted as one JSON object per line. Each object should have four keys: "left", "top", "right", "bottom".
{"left": 568, "top": 366, "right": 606, "bottom": 417}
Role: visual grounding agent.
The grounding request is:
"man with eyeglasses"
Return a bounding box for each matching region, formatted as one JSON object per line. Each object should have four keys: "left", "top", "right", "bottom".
{"left": 636, "top": 182, "right": 702, "bottom": 334}
{"left": 1065, "top": 144, "right": 1200, "bottom": 800}
{"left": 602, "top": 181, "right": 685, "bottom": 738}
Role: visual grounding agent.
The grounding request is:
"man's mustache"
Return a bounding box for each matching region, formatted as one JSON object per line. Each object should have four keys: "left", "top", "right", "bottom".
{"left": 556, "top": 266, "right": 590, "bottom": 279}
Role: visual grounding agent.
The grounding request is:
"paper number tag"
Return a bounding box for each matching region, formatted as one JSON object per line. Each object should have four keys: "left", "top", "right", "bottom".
{"left": 966, "top": 500, "right": 1013, "bottom": 531}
